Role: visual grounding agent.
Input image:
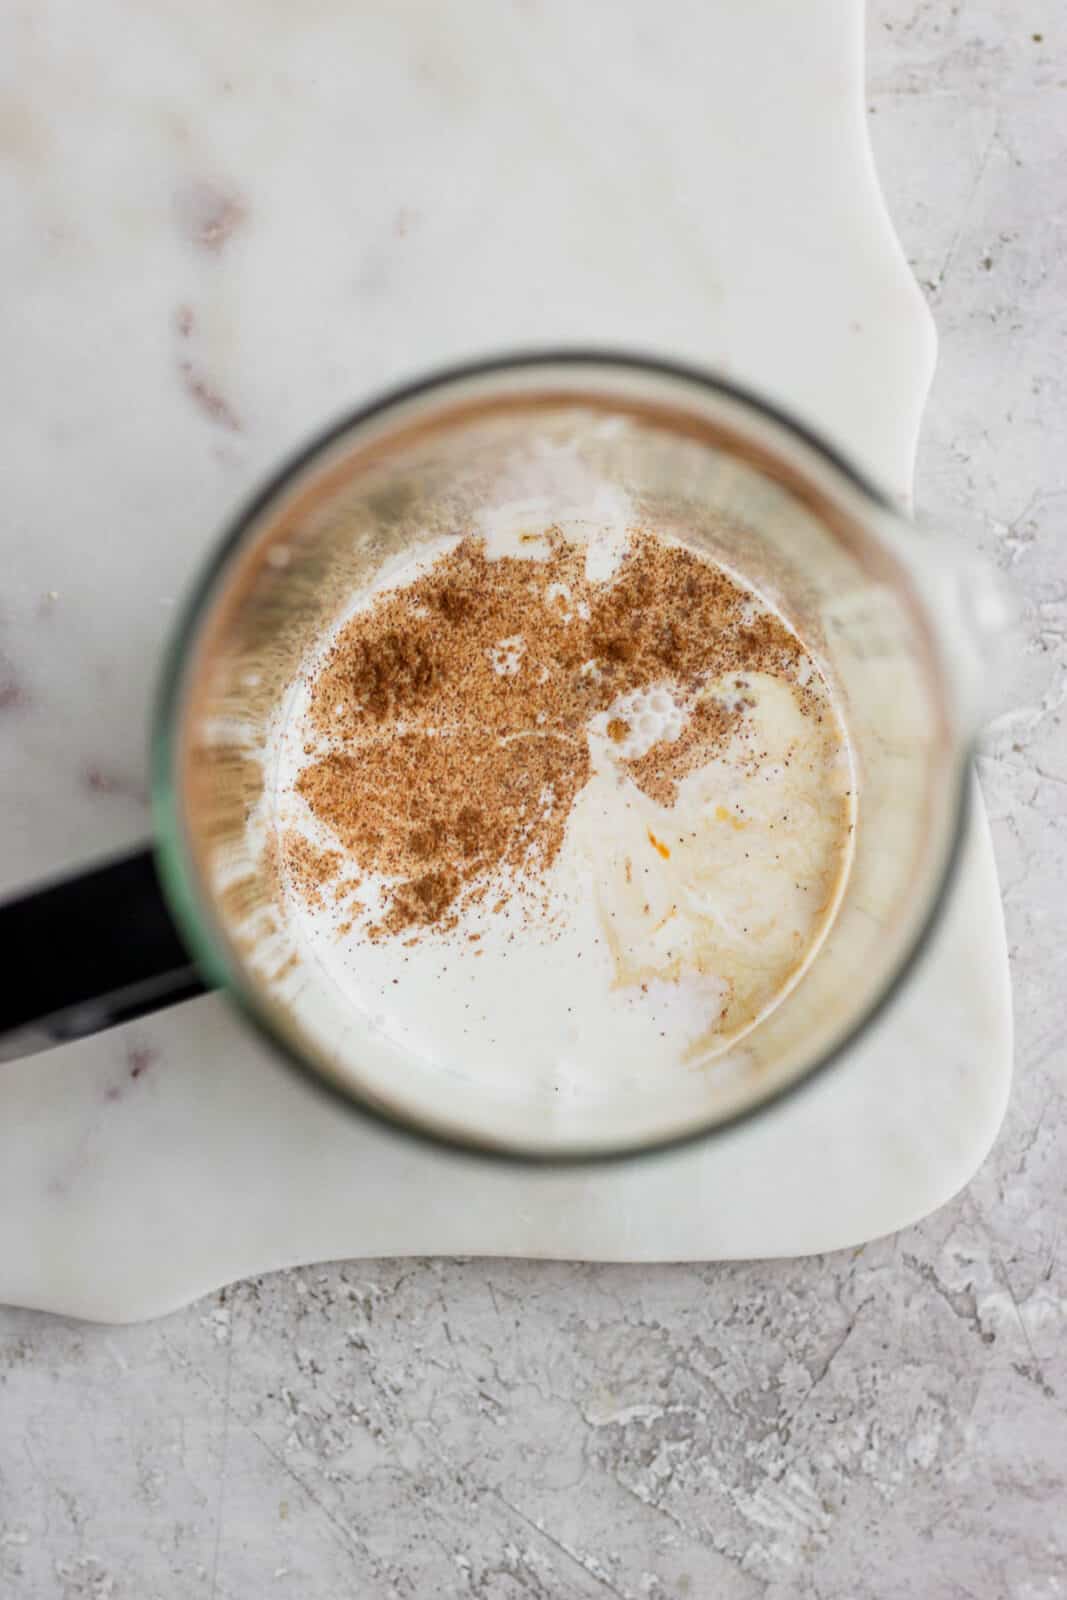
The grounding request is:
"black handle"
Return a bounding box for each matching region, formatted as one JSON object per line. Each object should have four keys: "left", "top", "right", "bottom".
{"left": 0, "top": 847, "right": 209, "bottom": 1044}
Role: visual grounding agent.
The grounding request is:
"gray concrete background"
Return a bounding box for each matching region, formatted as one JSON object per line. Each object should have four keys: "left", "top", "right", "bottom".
{"left": 2, "top": 4, "right": 1065, "bottom": 1596}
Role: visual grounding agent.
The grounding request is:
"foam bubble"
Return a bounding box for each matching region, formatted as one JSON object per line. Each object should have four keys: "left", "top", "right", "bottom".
{"left": 594, "top": 684, "right": 688, "bottom": 762}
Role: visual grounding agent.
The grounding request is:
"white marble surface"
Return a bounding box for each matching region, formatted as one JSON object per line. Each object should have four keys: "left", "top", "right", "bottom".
{"left": 0, "top": 0, "right": 1012, "bottom": 1319}
{"left": 1, "top": 1, "right": 1064, "bottom": 1596}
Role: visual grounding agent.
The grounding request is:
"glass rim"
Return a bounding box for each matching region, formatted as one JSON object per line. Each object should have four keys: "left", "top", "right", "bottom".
{"left": 151, "top": 348, "right": 972, "bottom": 1167}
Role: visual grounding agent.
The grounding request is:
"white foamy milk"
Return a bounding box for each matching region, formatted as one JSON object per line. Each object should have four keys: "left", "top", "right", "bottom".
{"left": 257, "top": 519, "right": 856, "bottom": 1109}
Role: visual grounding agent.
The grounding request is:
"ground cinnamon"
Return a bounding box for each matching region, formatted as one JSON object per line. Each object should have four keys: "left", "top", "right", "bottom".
{"left": 283, "top": 528, "right": 809, "bottom": 936}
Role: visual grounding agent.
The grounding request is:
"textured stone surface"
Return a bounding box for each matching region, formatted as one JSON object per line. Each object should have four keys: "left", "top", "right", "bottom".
{"left": 1, "top": 3, "right": 1065, "bottom": 1596}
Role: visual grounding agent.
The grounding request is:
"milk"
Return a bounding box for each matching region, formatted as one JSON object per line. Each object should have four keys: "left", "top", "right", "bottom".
{"left": 260, "top": 523, "right": 855, "bottom": 1098}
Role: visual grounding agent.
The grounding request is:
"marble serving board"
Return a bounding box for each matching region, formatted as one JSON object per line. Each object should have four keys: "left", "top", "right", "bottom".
{"left": 0, "top": 0, "right": 1011, "bottom": 1323}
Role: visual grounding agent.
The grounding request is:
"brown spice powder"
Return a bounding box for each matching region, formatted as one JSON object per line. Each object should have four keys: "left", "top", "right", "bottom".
{"left": 280, "top": 830, "right": 341, "bottom": 911}
{"left": 286, "top": 528, "right": 810, "bottom": 935}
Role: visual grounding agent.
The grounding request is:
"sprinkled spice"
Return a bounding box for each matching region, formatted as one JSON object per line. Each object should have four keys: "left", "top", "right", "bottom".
{"left": 280, "top": 830, "right": 341, "bottom": 911}
{"left": 285, "top": 528, "right": 812, "bottom": 935}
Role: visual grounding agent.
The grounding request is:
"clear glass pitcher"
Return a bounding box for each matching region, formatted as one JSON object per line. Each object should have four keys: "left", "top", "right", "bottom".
{"left": 1, "top": 355, "right": 1004, "bottom": 1161}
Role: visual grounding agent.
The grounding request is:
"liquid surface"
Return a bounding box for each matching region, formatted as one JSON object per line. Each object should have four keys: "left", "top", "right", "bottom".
{"left": 265, "top": 518, "right": 855, "bottom": 1085}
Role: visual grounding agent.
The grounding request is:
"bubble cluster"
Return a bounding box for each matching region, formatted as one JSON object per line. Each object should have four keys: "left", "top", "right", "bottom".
{"left": 596, "top": 686, "right": 687, "bottom": 762}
